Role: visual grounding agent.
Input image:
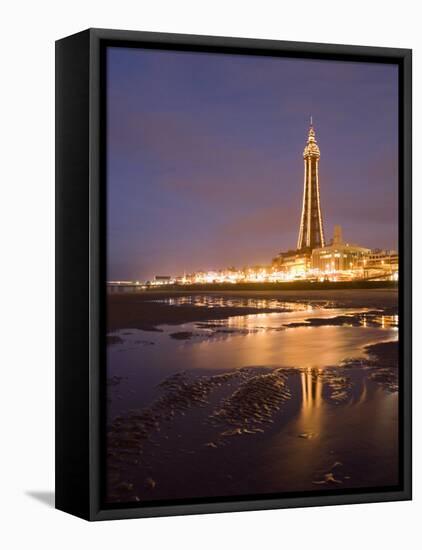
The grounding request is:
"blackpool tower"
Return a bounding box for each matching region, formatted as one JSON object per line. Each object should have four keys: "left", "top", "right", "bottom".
{"left": 297, "top": 121, "right": 325, "bottom": 250}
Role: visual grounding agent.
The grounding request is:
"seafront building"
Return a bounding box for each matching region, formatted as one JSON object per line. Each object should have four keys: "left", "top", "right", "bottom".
{"left": 362, "top": 249, "right": 399, "bottom": 281}
{"left": 269, "top": 123, "right": 397, "bottom": 283}
{"left": 311, "top": 226, "right": 370, "bottom": 280}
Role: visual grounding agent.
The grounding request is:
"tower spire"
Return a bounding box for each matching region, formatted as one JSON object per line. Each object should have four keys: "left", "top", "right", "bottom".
{"left": 297, "top": 123, "right": 325, "bottom": 250}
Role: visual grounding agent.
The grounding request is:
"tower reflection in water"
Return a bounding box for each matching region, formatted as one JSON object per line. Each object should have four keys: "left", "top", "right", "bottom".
{"left": 301, "top": 369, "right": 323, "bottom": 411}
{"left": 299, "top": 369, "right": 323, "bottom": 436}
{"left": 298, "top": 367, "right": 367, "bottom": 427}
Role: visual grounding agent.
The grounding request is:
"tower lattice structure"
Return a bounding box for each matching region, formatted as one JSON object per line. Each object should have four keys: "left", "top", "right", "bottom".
{"left": 297, "top": 122, "right": 325, "bottom": 250}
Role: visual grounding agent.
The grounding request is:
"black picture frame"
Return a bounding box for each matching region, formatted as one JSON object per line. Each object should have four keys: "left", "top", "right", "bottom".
{"left": 55, "top": 28, "right": 412, "bottom": 521}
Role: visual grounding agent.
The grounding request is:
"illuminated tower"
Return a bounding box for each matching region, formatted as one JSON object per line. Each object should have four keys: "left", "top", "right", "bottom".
{"left": 297, "top": 121, "right": 325, "bottom": 250}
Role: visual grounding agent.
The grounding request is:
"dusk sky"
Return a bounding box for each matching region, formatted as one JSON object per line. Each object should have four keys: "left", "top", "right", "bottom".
{"left": 106, "top": 47, "right": 398, "bottom": 281}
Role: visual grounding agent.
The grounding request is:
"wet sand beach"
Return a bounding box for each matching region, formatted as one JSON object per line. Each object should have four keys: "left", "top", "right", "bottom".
{"left": 106, "top": 288, "right": 399, "bottom": 504}
{"left": 107, "top": 288, "right": 398, "bottom": 331}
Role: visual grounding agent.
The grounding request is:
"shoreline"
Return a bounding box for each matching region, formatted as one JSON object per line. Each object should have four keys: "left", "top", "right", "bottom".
{"left": 110, "top": 280, "right": 397, "bottom": 292}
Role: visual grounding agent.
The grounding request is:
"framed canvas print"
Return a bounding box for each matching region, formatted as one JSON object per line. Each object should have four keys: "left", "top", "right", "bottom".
{"left": 55, "top": 28, "right": 412, "bottom": 521}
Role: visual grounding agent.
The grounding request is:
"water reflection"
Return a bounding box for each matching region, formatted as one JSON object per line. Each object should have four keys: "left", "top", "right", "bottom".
{"left": 301, "top": 369, "right": 323, "bottom": 411}
{"left": 107, "top": 308, "right": 398, "bottom": 405}
{"left": 263, "top": 366, "right": 398, "bottom": 492}
{"left": 224, "top": 307, "right": 371, "bottom": 330}
{"left": 148, "top": 295, "right": 331, "bottom": 311}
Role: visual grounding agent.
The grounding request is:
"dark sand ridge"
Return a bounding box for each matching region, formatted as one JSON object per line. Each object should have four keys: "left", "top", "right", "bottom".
{"left": 107, "top": 288, "right": 398, "bottom": 332}
{"left": 284, "top": 310, "right": 398, "bottom": 329}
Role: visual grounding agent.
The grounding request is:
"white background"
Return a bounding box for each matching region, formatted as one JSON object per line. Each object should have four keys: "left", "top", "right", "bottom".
{"left": 0, "top": 0, "right": 419, "bottom": 548}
